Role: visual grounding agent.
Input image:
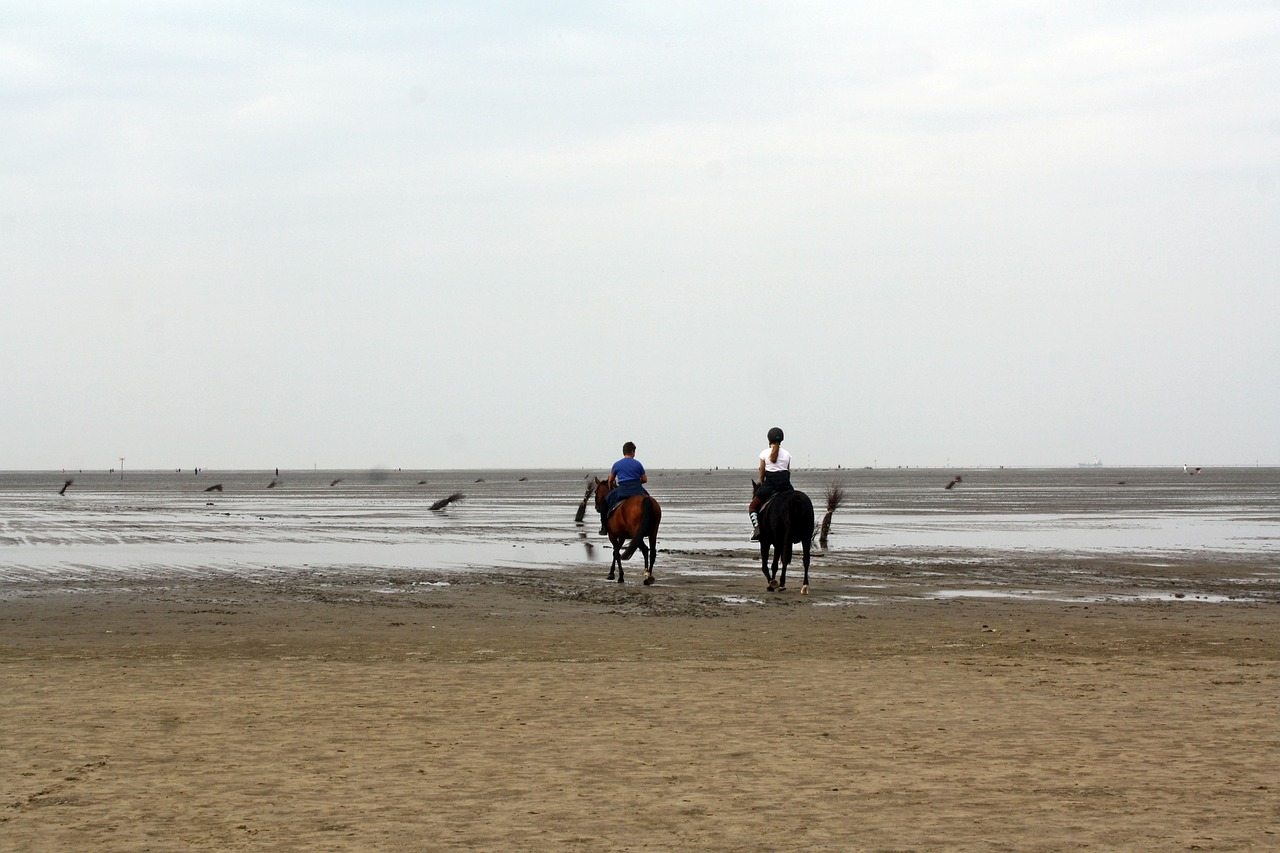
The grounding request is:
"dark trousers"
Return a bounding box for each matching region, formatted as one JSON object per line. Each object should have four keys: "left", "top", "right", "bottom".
{"left": 749, "top": 470, "right": 792, "bottom": 513}
{"left": 607, "top": 480, "right": 649, "bottom": 512}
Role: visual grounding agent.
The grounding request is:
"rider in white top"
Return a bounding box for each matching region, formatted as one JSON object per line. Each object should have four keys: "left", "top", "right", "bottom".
{"left": 750, "top": 427, "right": 793, "bottom": 540}
{"left": 761, "top": 445, "right": 792, "bottom": 473}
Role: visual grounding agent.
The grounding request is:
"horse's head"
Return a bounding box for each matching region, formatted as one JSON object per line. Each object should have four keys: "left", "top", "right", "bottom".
{"left": 751, "top": 479, "right": 760, "bottom": 498}
{"left": 593, "top": 477, "right": 611, "bottom": 512}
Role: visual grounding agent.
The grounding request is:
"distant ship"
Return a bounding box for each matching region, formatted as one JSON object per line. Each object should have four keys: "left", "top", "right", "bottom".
{"left": 1078, "top": 459, "right": 1103, "bottom": 468}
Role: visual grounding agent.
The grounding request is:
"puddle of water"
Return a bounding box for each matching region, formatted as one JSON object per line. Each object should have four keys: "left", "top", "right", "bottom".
{"left": 719, "top": 596, "right": 765, "bottom": 606}
{"left": 929, "top": 589, "right": 1247, "bottom": 604}
{"left": 4, "top": 468, "right": 1280, "bottom": 605}
{"left": 1126, "top": 592, "right": 1242, "bottom": 603}
{"left": 812, "top": 595, "right": 877, "bottom": 606}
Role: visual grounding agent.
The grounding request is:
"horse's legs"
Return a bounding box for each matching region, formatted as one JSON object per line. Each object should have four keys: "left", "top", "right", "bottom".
{"left": 760, "top": 542, "right": 776, "bottom": 590}
{"left": 776, "top": 542, "right": 793, "bottom": 591}
{"left": 637, "top": 542, "right": 655, "bottom": 585}
{"left": 769, "top": 550, "right": 783, "bottom": 591}
{"left": 800, "top": 537, "right": 812, "bottom": 595}
{"left": 607, "top": 533, "right": 624, "bottom": 582}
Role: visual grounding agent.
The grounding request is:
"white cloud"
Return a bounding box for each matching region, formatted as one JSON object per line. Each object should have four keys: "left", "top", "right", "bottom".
{"left": 2, "top": 1, "right": 1277, "bottom": 468}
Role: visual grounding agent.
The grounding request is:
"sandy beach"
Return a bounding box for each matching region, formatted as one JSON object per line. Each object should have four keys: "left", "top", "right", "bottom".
{"left": 3, "top": 561, "right": 1278, "bottom": 852}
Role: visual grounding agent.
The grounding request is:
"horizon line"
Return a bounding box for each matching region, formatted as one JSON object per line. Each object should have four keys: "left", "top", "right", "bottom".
{"left": 6, "top": 462, "right": 1279, "bottom": 473}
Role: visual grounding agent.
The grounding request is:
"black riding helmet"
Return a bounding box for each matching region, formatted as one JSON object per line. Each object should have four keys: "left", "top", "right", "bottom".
{"left": 767, "top": 427, "right": 784, "bottom": 444}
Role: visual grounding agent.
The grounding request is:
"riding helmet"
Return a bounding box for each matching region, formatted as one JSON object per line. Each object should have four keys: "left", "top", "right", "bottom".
{"left": 767, "top": 427, "right": 784, "bottom": 444}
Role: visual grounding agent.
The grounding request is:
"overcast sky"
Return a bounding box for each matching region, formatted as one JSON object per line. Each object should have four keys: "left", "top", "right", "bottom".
{"left": 3, "top": 2, "right": 1278, "bottom": 471}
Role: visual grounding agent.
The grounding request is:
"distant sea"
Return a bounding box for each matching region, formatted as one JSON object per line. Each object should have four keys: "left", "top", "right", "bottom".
{"left": 2, "top": 467, "right": 1278, "bottom": 596}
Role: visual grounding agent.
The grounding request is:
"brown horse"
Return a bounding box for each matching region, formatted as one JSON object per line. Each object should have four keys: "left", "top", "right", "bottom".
{"left": 593, "top": 477, "right": 661, "bottom": 584}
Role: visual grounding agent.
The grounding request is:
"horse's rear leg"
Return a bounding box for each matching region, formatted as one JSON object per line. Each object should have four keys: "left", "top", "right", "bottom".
{"left": 800, "top": 539, "right": 812, "bottom": 595}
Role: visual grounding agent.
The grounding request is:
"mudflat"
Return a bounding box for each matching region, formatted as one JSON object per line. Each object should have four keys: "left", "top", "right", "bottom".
{"left": 3, "top": 567, "right": 1278, "bottom": 852}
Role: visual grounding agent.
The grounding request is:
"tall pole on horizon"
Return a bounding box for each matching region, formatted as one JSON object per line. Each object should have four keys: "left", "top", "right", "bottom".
{"left": 119, "top": 457, "right": 125, "bottom": 481}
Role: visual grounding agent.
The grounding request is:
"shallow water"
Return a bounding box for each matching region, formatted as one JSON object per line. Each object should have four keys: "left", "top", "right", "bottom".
{"left": 2, "top": 467, "right": 1278, "bottom": 602}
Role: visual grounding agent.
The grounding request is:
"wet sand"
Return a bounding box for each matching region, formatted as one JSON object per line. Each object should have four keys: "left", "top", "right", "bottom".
{"left": 3, "top": 563, "right": 1278, "bottom": 852}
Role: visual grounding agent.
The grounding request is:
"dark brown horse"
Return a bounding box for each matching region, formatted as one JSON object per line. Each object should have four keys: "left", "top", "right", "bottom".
{"left": 593, "top": 477, "right": 661, "bottom": 584}
{"left": 752, "top": 481, "right": 815, "bottom": 594}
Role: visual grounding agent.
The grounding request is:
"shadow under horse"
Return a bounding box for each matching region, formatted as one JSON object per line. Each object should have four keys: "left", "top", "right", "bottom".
{"left": 752, "top": 481, "right": 815, "bottom": 594}
{"left": 593, "top": 478, "right": 662, "bottom": 585}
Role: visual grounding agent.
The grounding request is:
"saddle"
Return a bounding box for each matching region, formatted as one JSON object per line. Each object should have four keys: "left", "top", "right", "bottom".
{"left": 600, "top": 497, "right": 625, "bottom": 533}
{"left": 604, "top": 495, "right": 638, "bottom": 523}
{"left": 601, "top": 490, "right": 645, "bottom": 533}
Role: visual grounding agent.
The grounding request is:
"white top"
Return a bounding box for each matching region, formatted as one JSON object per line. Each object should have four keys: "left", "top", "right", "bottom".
{"left": 760, "top": 446, "right": 792, "bottom": 473}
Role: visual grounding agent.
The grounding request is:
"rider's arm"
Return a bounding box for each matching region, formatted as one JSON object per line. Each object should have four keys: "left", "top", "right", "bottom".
{"left": 757, "top": 458, "right": 766, "bottom": 481}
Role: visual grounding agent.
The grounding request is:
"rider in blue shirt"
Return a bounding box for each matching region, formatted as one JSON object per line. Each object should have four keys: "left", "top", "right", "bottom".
{"left": 601, "top": 441, "right": 649, "bottom": 534}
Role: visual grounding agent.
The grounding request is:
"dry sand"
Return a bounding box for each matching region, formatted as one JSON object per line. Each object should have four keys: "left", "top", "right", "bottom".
{"left": 3, "top": 565, "right": 1278, "bottom": 852}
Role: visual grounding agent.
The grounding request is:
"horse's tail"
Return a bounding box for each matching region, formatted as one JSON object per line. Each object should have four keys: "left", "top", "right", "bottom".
{"left": 797, "top": 492, "right": 816, "bottom": 547}
{"left": 620, "top": 497, "right": 655, "bottom": 560}
{"left": 777, "top": 491, "right": 816, "bottom": 544}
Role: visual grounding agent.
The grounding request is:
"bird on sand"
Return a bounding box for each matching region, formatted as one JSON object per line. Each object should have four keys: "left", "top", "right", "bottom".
{"left": 429, "top": 492, "right": 465, "bottom": 511}
{"left": 944, "top": 475, "right": 963, "bottom": 490}
{"left": 59, "top": 479, "right": 73, "bottom": 495}
{"left": 1183, "top": 465, "right": 1202, "bottom": 475}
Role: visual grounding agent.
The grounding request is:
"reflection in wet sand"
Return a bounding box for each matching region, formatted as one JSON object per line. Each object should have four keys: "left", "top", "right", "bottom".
{"left": 2, "top": 467, "right": 1278, "bottom": 605}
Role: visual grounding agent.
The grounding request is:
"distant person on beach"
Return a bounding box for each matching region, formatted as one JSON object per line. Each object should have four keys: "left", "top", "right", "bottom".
{"left": 601, "top": 441, "right": 649, "bottom": 535}
{"left": 749, "top": 427, "right": 794, "bottom": 541}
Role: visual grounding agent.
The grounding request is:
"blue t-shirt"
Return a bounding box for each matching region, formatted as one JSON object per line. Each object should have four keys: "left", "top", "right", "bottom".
{"left": 611, "top": 456, "right": 645, "bottom": 483}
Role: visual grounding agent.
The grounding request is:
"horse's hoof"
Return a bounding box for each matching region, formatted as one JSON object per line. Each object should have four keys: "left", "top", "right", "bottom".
{"left": 767, "top": 583, "right": 777, "bottom": 592}
{"left": 643, "top": 574, "right": 654, "bottom": 586}
{"left": 801, "top": 585, "right": 809, "bottom": 595}
{"left": 776, "top": 585, "right": 786, "bottom": 592}
{"left": 606, "top": 573, "right": 615, "bottom": 581}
